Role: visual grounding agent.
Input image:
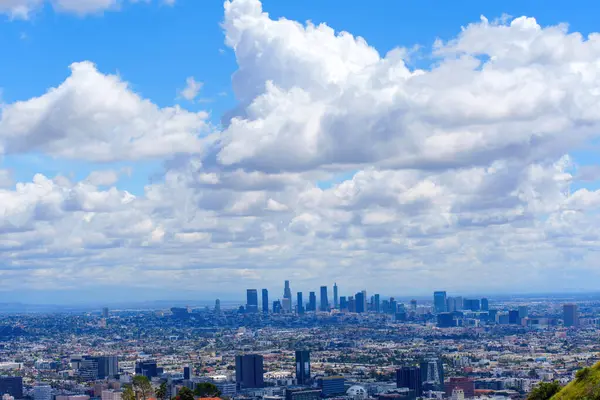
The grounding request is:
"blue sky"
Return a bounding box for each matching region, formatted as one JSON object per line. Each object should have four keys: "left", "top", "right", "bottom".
{"left": 2, "top": 0, "right": 600, "bottom": 303}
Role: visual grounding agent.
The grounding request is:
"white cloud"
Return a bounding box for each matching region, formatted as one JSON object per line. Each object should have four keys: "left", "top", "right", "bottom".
{"left": 5, "top": 0, "right": 600, "bottom": 298}
{"left": 0, "top": 62, "right": 209, "bottom": 162}
{"left": 0, "top": 0, "right": 170, "bottom": 18}
{"left": 179, "top": 77, "right": 203, "bottom": 102}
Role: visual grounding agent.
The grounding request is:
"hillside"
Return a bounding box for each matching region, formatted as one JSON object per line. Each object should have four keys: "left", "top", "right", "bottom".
{"left": 551, "top": 363, "right": 600, "bottom": 400}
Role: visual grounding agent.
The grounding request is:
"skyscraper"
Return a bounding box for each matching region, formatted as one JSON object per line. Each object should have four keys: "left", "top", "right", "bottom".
{"left": 273, "top": 300, "right": 282, "bottom": 314}
{"left": 320, "top": 286, "right": 329, "bottom": 311}
{"left": 295, "top": 350, "right": 311, "bottom": 385}
{"left": 355, "top": 292, "right": 365, "bottom": 313}
{"left": 235, "top": 354, "right": 264, "bottom": 389}
{"left": 481, "top": 298, "right": 489, "bottom": 311}
{"left": 308, "top": 292, "right": 317, "bottom": 312}
{"left": 215, "top": 299, "right": 221, "bottom": 314}
{"left": 339, "top": 296, "right": 348, "bottom": 311}
{"left": 518, "top": 305, "right": 529, "bottom": 319}
{"left": 421, "top": 357, "right": 444, "bottom": 392}
{"left": 508, "top": 310, "right": 520, "bottom": 324}
{"left": 564, "top": 304, "right": 579, "bottom": 328}
{"left": 246, "top": 289, "right": 258, "bottom": 313}
{"left": 396, "top": 367, "right": 422, "bottom": 397}
{"left": 102, "top": 307, "right": 109, "bottom": 318}
{"left": 434, "top": 291, "right": 447, "bottom": 313}
{"left": 410, "top": 299, "right": 417, "bottom": 311}
{"left": 361, "top": 290, "right": 367, "bottom": 312}
{"left": 284, "top": 280, "right": 292, "bottom": 300}
{"left": 262, "top": 289, "right": 269, "bottom": 313}
{"left": 333, "top": 283, "right": 339, "bottom": 309}
{"left": 297, "top": 292, "right": 304, "bottom": 315}
{"left": 374, "top": 294, "right": 380, "bottom": 313}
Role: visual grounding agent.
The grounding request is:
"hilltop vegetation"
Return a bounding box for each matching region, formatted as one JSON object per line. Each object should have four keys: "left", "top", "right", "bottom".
{"left": 527, "top": 362, "right": 600, "bottom": 400}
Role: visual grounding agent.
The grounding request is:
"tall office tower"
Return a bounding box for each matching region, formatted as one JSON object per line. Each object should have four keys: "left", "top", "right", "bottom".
{"left": 434, "top": 291, "right": 447, "bottom": 313}
{"left": 262, "top": 289, "right": 269, "bottom": 313}
{"left": 480, "top": 298, "right": 489, "bottom": 311}
{"left": 308, "top": 292, "right": 317, "bottom": 312}
{"left": 333, "top": 283, "right": 339, "bottom": 309}
{"left": 389, "top": 297, "right": 397, "bottom": 314}
{"left": 463, "top": 299, "right": 481, "bottom": 312}
{"left": 355, "top": 292, "right": 365, "bottom": 313}
{"left": 135, "top": 360, "right": 158, "bottom": 378}
{"left": 374, "top": 294, "right": 380, "bottom": 313}
{"left": 284, "top": 280, "right": 292, "bottom": 300}
{"left": 361, "top": 290, "right": 367, "bottom": 312}
{"left": 564, "top": 304, "right": 579, "bottom": 327}
{"left": 396, "top": 367, "right": 422, "bottom": 397}
{"left": 235, "top": 355, "right": 264, "bottom": 389}
{"left": 348, "top": 296, "right": 356, "bottom": 313}
{"left": 339, "top": 296, "right": 348, "bottom": 311}
{"left": 183, "top": 366, "right": 191, "bottom": 380}
{"left": 0, "top": 377, "right": 23, "bottom": 399}
{"left": 420, "top": 357, "right": 444, "bottom": 392}
{"left": 273, "top": 300, "right": 282, "bottom": 314}
{"left": 320, "top": 286, "right": 329, "bottom": 311}
{"left": 518, "top": 305, "right": 529, "bottom": 319}
{"left": 282, "top": 298, "right": 292, "bottom": 313}
{"left": 246, "top": 289, "right": 259, "bottom": 313}
{"left": 295, "top": 350, "right": 311, "bottom": 385}
{"left": 446, "top": 297, "right": 456, "bottom": 312}
{"left": 34, "top": 385, "right": 52, "bottom": 400}
{"left": 508, "top": 310, "right": 520, "bottom": 324}
{"left": 215, "top": 299, "right": 221, "bottom": 314}
{"left": 297, "top": 292, "right": 304, "bottom": 314}
{"left": 410, "top": 299, "right": 417, "bottom": 311}
{"left": 96, "top": 356, "right": 118, "bottom": 379}
{"left": 455, "top": 296, "right": 464, "bottom": 310}
{"left": 102, "top": 307, "right": 109, "bottom": 318}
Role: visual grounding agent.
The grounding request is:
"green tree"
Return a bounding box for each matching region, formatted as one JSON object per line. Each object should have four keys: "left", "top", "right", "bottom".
{"left": 123, "top": 386, "right": 136, "bottom": 400}
{"left": 133, "top": 375, "right": 154, "bottom": 400}
{"left": 156, "top": 382, "right": 168, "bottom": 400}
{"left": 527, "top": 381, "right": 562, "bottom": 400}
{"left": 175, "top": 387, "right": 195, "bottom": 400}
{"left": 194, "top": 383, "right": 221, "bottom": 398}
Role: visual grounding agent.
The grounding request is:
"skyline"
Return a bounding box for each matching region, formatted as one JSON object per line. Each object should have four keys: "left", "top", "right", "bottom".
{"left": 3, "top": 0, "right": 600, "bottom": 301}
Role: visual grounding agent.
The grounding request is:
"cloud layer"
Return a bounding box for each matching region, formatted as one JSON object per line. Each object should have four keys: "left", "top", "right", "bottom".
{"left": 2, "top": 0, "right": 600, "bottom": 299}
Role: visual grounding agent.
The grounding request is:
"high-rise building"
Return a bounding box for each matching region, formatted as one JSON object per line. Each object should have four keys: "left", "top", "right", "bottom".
{"left": 374, "top": 294, "right": 381, "bottom": 313}
{"left": 215, "top": 299, "right": 221, "bottom": 314}
{"left": 297, "top": 292, "right": 304, "bottom": 315}
{"left": 564, "top": 304, "right": 579, "bottom": 328}
{"left": 410, "top": 299, "right": 417, "bottom": 311}
{"left": 420, "top": 357, "right": 444, "bottom": 392}
{"left": 262, "top": 289, "right": 269, "bottom": 313}
{"left": 355, "top": 292, "right": 365, "bottom": 313}
{"left": 318, "top": 376, "right": 346, "bottom": 397}
{"left": 282, "top": 298, "right": 292, "bottom": 313}
{"left": 339, "top": 296, "right": 348, "bottom": 311}
{"left": 284, "top": 281, "right": 292, "bottom": 301}
{"left": 308, "top": 292, "right": 316, "bottom": 312}
{"left": 446, "top": 297, "right": 457, "bottom": 312}
{"left": 508, "top": 310, "right": 520, "bottom": 324}
{"left": 135, "top": 360, "right": 158, "bottom": 379}
{"left": 361, "top": 290, "right": 367, "bottom": 312}
{"left": 396, "top": 367, "right": 422, "bottom": 397}
{"left": 34, "top": 385, "right": 52, "bottom": 400}
{"left": 480, "top": 298, "right": 489, "bottom": 311}
{"left": 320, "top": 286, "right": 329, "bottom": 311}
{"left": 0, "top": 377, "right": 23, "bottom": 399}
{"left": 518, "top": 306, "right": 529, "bottom": 319}
{"left": 295, "top": 350, "right": 311, "bottom": 385}
{"left": 78, "top": 356, "right": 118, "bottom": 380}
{"left": 389, "top": 297, "right": 397, "bottom": 314}
{"left": 246, "top": 289, "right": 258, "bottom": 313}
{"left": 437, "top": 313, "right": 455, "bottom": 328}
{"left": 434, "top": 291, "right": 447, "bottom": 313}
{"left": 273, "top": 300, "right": 282, "bottom": 314}
{"left": 235, "top": 355, "right": 264, "bottom": 389}
{"left": 102, "top": 307, "right": 109, "bottom": 318}
{"left": 183, "top": 366, "right": 191, "bottom": 380}
{"left": 333, "top": 283, "right": 339, "bottom": 309}
{"left": 463, "top": 299, "right": 480, "bottom": 312}
{"left": 348, "top": 296, "right": 356, "bottom": 313}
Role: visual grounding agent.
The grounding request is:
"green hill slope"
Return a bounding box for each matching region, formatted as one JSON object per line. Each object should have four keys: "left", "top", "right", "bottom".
{"left": 551, "top": 363, "right": 600, "bottom": 400}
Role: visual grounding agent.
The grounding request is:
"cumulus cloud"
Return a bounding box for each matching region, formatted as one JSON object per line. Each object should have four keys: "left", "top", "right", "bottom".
{"left": 0, "top": 62, "right": 209, "bottom": 162}
{"left": 4, "top": 0, "right": 600, "bottom": 297}
{"left": 179, "top": 77, "right": 203, "bottom": 102}
{"left": 216, "top": 0, "right": 600, "bottom": 173}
